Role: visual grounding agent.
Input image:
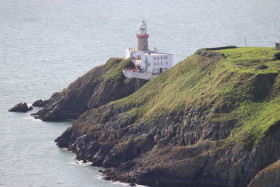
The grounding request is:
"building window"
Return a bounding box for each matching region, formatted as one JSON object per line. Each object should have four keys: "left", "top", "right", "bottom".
{"left": 157, "top": 57, "right": 159, "bottom": 60}
{"left": 154, "top": 57, "right": 156, "bottom": 60}
{"left": 161, "top": 62, "right": 162, "bottom": 65}
{"left": 166, "top": 62, "right": 168, "bottom": 65}
{"left": 161, "top": 56, "right": 162, "bottom": 59}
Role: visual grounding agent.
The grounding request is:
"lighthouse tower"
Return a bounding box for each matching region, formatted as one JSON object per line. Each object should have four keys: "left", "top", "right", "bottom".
{"left": 136, "top": 21, "right": 149, "bottom": 51}
{"left": 124, "top": 21, "right": 173, "bottom": 80}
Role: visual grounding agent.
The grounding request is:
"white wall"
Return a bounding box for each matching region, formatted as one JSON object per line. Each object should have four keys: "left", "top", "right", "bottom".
{"left": 142, "top": 54, "right": 173, "bottom": 74}
{"left": 126, "top": 48, "right": 144, "bottom": 59}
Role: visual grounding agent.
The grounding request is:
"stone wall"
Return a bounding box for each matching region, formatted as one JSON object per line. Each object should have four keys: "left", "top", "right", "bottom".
{"left": 123, "top": 70, "right": 155, "bottom": 80}
{"left": 276, "top": 43, "right": 280, "bottom": 50}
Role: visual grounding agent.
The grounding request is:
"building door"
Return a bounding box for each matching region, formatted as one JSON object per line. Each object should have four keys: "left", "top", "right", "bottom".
{"left": 159, "top": 68, "right": 163, "bottom": 73}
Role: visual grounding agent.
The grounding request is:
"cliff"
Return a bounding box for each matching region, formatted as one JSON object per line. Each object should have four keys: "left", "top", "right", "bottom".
{"left": 55, "top": 47, "right": 280, "bottom": 186}
{"left": 34, "top": 58, "right": 148, "bottom": 121}
{"left": 248, "top": 159, "right": 280, "bottom": 187}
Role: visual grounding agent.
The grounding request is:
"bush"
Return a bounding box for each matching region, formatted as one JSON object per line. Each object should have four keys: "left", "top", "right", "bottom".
{"left": 201, "top": 46, "right": 237, "bottom": 51}
{"left": 195, "top": 49, "right": 225, "bottom": 58}
{"left": 255, "top": 64, "right": 268, "bottom": 70}
{"left": 273, "top": 52, "right": 280, "bottom": 60}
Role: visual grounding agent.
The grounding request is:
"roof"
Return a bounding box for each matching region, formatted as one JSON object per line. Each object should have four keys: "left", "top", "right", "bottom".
{"left": 139, "top": 21, "right": 147, "bottom": 28}
{"left": 143, "top": 51, "right": 172, "bottom": 56}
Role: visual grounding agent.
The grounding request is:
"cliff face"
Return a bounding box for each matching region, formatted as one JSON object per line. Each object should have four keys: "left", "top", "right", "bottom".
{"left": 55, "top": 47, "right": 280, "bottom": 186}
{"left": 34, "top": 58, "right": 148, "bottom": 121}
{"left": 248, "top": 159, "right": 280, "bottom": 187}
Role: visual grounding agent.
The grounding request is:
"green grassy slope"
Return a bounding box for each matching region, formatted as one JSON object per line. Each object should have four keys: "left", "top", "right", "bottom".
{"left": 114, "top": 47, "right": 280, "bottom": 149}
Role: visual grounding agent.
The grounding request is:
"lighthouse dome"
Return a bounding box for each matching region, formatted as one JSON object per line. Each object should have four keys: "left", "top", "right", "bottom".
{"left": 138, "top": 21, "right": 147, "bottom": 35}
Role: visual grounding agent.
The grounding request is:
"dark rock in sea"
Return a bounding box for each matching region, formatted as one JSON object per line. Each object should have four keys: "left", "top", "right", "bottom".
{"left": 98, "top": 170, "right": 103, "bottom": 172}
{"left": 9, "top": 103, "right": 33, "bottom": 112}
{"left": 32, "top": 99, "right": 48, "bottom": 107}
{"left": 33, "top": 58, "right": 148, "bottom": 121}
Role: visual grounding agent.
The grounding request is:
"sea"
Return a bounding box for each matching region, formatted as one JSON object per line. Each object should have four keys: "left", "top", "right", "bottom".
{"left": 0, "top": 0, "right": 279, "bottom": 186}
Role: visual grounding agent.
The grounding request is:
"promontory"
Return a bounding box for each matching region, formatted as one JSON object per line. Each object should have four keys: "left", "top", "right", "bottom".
{"left": 38, "top": 47, "right": 280, "bottom": 186}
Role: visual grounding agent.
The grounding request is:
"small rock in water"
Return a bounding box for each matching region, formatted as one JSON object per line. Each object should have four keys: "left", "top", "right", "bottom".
{"left": 9, "top": 103, "right": 33, "bottom": 112}
{"left": 32, "top": 99, "right": 48, "bottom": 107}
{"left": 98, "top": 170, "right": 103, "bottom": 172}
{"left": 129, "top": 182, "right": 135, "bottom": 186}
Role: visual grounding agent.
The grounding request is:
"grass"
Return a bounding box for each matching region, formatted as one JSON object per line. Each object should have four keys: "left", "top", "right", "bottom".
{"left": 113, "top": 47, "right": 280, "bottom": 149}
{"left": 101, "top": 58, "right": 135, "bottom": 84}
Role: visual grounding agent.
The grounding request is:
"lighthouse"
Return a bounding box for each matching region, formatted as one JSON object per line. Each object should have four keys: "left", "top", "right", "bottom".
{"left": 124, "top": 21, "right": 173, "bottom": 80}
{"left": 137, "top": 21, "right": 149, "bottom": 51}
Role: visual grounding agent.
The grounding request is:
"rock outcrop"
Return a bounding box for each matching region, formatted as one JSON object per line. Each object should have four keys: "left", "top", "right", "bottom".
{"left": 248, "top": 160, "right": 280, "bottom": 187}
{"left": 33, "top": 58, "right": 148, "bottom": 121}
{"left": 32, "top": 100, "right": 48, "bottom": 107}
{"left": 55, "top": 47, "right": 280, "bottom": 186}
{"left": 9, "top": 103, "right": 33, "bottom": 112}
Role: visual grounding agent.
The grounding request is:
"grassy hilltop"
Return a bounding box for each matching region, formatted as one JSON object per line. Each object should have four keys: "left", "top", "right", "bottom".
{"left": 57, "top": 47, "right": 280, "bottom": 186}
{"left": 116, "top": 47, "right": 280, "bottom": 148}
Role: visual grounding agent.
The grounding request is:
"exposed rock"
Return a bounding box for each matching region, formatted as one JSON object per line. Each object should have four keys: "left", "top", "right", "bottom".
{"left": 248, "top": 160, "right": 280, "bottom": 187}
{"left": 32, "top": 99, "right": 48, "bottom": 107}
{"left": 129, "top": 182, "right": 135, "bottom": 186}
{"left": 33, "top": 58, "right": 148, "bottom": 121}
{"left": 103, "top": 176, "right": 111, "bottom": 180}
{"left": 9, "top": 103, "right": 33, "bottom": 112}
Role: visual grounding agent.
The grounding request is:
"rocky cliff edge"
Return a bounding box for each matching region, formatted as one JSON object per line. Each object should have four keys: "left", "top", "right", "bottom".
{"left": 33, "top": 58, "right": 148, "bottom": 121}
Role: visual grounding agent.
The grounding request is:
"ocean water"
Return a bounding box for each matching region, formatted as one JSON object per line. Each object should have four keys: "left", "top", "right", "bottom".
{"left": 0, "top": 0, "right": 279, "bottom": 186}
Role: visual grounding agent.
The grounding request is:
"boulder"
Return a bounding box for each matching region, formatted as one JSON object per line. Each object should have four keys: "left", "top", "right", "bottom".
{"left": 9, "top": 103, "right": 33, "bottom": 112}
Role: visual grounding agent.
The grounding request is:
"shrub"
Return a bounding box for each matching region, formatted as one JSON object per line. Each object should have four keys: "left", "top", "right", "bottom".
{"left": 273, "top": 52, "right": 280, "bottom": 60}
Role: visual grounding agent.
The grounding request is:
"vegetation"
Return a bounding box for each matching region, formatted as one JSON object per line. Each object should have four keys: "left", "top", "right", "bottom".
{"left": 114, "top": 47, "right": 280, "bottom": 149}
{"left": 101, "top": 58, "right": 135, "bottom": 84}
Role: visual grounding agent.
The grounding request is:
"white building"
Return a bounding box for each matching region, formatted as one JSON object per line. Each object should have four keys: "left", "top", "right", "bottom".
{"left": 123, "top": 21, "right": 173, "bottom": 80}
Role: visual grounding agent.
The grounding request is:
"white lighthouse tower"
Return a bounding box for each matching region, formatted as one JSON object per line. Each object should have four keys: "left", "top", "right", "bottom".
{"left": 124, "top": 21, "right": 173, "bottom": 80}
{"left": 137, "top": 21, "right": 149, "bottom": 51}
